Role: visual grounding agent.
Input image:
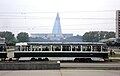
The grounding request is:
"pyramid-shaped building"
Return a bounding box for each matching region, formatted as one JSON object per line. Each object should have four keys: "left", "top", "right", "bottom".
{"left": 30, "top": 13, "right": 73, "bottom": 41}
{"left": 50, "top": 13, "right": 64, "bottom": 40}
{"left": 52, "top": 13, "right": 62, "bottom": 34}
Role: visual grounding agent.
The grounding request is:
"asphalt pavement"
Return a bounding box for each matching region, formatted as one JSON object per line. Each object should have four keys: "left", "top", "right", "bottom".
{"left": 60, "top": 63, "right": 120, "bottom": 68}
{"left": 0, "top": 70, "right": 120, "bottom": 76}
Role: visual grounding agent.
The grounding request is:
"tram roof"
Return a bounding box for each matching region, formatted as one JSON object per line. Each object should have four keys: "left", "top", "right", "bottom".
{"left": 16, "top": 42, "right": 106, "bottom": 46}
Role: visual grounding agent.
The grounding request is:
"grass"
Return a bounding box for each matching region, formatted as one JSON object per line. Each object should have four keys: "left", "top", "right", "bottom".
{"left": 110, "top": 54, "right": 120, "bottom": 57}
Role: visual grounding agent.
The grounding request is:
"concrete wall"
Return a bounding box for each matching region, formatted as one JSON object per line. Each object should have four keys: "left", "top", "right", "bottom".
{"left": 0, "top": 62, "right": 60, "bottom": 70}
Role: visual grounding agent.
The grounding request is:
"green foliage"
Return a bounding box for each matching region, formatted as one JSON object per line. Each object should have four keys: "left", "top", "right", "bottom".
{"left": 17, "top": 32, "right": 29, "bottom": 42}
{"left": 82, "top": 31, "right": 98, "bottom": 42}
{"left": 106, "top": 32, "right": 115, "bottom": 39}
{"left": 112, "top": 54, "right": 120, "bottom": 57}
{"left": 82, "top": 31, "right": 115, "bottom": 42}
{"left": 105, "top": 40, "right": 113, "bottom": 45}
{"left": 0, "top": 31, "right": 16, "bottom": 44}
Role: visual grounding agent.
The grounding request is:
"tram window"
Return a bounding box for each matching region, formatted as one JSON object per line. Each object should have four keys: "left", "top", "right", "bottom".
{"left": 72, "top": 47, "right": 75, "bottom": 51}
{"left": 21, "top": 46, "right": 23, "bottom": 51}
{"left": 77, "top": 46, "right": 81, "bottom": 51}
{"left": 42, "top": 45, "right": 51, "bottom": 51}
{"left": 20, "top": 46, "right": 30, "bottom": 51}
{"left": 92, "top": 46, "right": 101, "bottom": 52}
{"left": 62, "top": 45, "right": 71, "bottom": 51}
{"left": 82, "top": 45, "right": 91, "bottom": 51}
{"left": 97, "top": 46, "right": 101, "bottom": 51}
{"left": 31, "top": 45, "right": 41, "bottom": 51}
{"left": 38, "top": 47, "right": 41, "bottom": 51}
{"left": 22, "top": 46, "right": 27, "bottom": 51}
{"left": 25, "top": 46, "right": 30, "bottom": 51}
{"left": 72, "top": 45, "right": 81, "bottom": 51}
{"left": 3, "top": 46, "right": 6, "bottom": 51}
{"left": 16, "top": 46, "right": 20, "bottom": 51}
{"left": 0, "top": 46, "right": 3, "bottom": 51}
{"left": 102, "top": 46, "right": 107, "bottom": 51}
{"left": 52, "top": 45, "right": 61, "bottom": 51}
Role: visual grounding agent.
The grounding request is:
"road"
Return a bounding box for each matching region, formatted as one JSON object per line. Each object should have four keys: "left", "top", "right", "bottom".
{"left": 60, "top": 63, "right": 120, "bottom": 68}
{"left": 0, "top": 62, "right": 120, "bottom": 76}
{"left": 0, "top": 70, "right": 120, "bottom": 76}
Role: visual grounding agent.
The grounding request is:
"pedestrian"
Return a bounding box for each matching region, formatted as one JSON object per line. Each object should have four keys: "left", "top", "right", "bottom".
{"left": 110, "top": 50, "right": 113, "bottom": 56}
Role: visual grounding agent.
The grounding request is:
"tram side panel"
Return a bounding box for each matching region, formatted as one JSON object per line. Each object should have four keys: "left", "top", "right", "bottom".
{"left": 14, "top": 52, "right": 108, "bottom": 59}
{"left": 0, "top": 52, "right": 7, "bottom": 58}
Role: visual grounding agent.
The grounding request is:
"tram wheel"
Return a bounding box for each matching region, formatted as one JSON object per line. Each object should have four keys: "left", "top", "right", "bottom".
{"left": 104, "top": 58, "right": 109, "bottom": 62}
{"left": 1, "top": 58, "right": 6, "bottom": 61}
{"left": 74, "top": 58, "right": 79, "bottom": 62}
{"left": 30, "top": 58, "right": 36, "bottom": 61}
{"left": 44, "top": 58, "right": 49, "bottom": 61}
{"left": 79, "top": 58, "right": 85, "bottom": 62}
{"left": 38, "top": 58, "right": 42, "bottom": 61}
{"left": 16, "top": 58, "right": 19, "bottom": 61}
{"left": 86, "top": 58, "right": 92, "bottom": 62}
{"left": 9, "top": 58, "right": 12, "bottom": 61}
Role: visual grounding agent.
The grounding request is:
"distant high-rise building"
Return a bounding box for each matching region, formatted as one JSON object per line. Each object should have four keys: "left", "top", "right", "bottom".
{"left": 30, "top": 13, "right": 73, "bottom": 41}
{"left": 50, "top": 13, "right": 64, "bottom": 40}
{"left": 52, "top": 13, "right": 62, "bottom": 34}
{"left": 116, "top": 10, "right": 120, "bottom": 40}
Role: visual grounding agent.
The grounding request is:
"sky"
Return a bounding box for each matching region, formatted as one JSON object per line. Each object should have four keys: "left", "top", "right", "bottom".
{"left": 0, "top": 0, "right": 120, "bottom": 36}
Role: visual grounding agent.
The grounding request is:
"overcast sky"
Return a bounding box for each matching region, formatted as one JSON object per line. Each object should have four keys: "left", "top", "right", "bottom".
{"left": 0, "top": 0, "right": 120, "bottom": 36}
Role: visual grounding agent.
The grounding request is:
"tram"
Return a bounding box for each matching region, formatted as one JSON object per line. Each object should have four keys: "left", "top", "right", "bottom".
{"left": 14, "top": 42, "right": 109, "bottom": 62}
{"left": 0, "top": 38, "right": 7, "bottom": 60}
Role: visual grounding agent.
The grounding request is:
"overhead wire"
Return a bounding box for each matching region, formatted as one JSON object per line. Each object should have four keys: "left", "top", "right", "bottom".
{"left": 0, "top": 10, "right": 115, "bottom": 13}
{"left": 0, "top": 10, "right": 115, "bottom": 20}
{"left": 0, "top": 10, "right": 116, "bottom": 32}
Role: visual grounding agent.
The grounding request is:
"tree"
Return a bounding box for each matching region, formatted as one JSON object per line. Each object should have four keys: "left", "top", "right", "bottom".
{"left": 17, "top": 32, "right": 29, "bottom": 42}
{"left": 82, "top": 31, "right": 99, "bottom": 42}
{"left": 63, "top": 35, "right": 82, "bottom": 42}
{"left": 82, "top": 31, "right": 115, "bottom": 42}
{"left": 106, "top": 32, "right": 115, "bottom": 39}
{"left": 0, "top": 31, "right": 16, "bottom": 44}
